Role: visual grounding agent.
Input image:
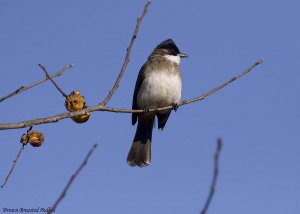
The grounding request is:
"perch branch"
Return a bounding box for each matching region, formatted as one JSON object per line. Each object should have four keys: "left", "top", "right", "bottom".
{"left": 38, "top": 64, "right": 68, "bottom": 98}
{"left": 0, "top": 64, "right": 73, "bottom": 102}
{"left": 0, "top": 59, "right": 263, "bottom": 130}
{"left": 99, "top": 0, "right": 151, "bottom": 106}
{"left": 48, "top": 144, "right": 98, "bottom": 214}
{"left": 201, "top": 138, "right": 223, "bottom": 214}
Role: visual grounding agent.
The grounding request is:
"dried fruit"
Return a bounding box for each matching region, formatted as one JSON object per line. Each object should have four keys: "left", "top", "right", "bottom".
{"left": 65, "top": 90, "right": 90, "bottom": 123}
{"left": 27, "top": 130, "right": 44, "bottom": 147}
{"left": 65, "top": 91, "right": 85, "bottom": 112}
{"left": 71, "top": 112, "right": 90, "bottom": 123}
{"left": 19, "top": 129, "right": 44, "bottom": 148}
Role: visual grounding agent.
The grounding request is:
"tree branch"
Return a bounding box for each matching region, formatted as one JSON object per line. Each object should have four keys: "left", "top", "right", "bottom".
{"left": 0, "top": 59, "right": 263, "bottom": 130}
{"left": 0, "top": 64, "right": 74, "bottom": 103}
{"left": 201, "top": 138, "right": 223, "bottom": 214}
{"left": 38, "top": 64, "right": 68, "bottom": 98}
{"left": 1, "top": 145, "right": 25, "bottom": 188}
{"left": 99, "top": 0, "right": 151, "bottom": 106}
{"left": 48, "top": 144, "right": 98, "bottom": 214}
{"left": 1, "top": 126, "right": 33, "bottom": 188}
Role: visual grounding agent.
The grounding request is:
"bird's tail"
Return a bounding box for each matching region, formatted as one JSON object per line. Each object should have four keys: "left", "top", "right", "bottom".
{"left": 127, "top": 117, "right": 154, "bottom": 167}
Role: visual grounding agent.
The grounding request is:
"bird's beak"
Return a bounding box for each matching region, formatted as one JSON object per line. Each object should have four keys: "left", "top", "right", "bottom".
{"left": 178, "top": 53, "right": 188, "bottom": 58}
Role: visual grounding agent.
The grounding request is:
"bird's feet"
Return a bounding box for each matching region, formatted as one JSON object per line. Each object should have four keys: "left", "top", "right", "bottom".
{"left": 143, "top": 106, "right": 150, "bottom": 115}
{"left": 171, "top": 103, "right": 178, "bottom": 112}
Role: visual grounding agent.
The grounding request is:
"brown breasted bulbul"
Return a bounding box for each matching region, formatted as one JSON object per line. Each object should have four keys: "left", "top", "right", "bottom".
{"left": 127, "top": 39, "right": 188, "bottom": 167}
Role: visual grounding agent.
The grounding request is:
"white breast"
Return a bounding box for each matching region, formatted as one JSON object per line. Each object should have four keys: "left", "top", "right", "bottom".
{"left": 137, "top": 71, "right": 182, "bottom": 109}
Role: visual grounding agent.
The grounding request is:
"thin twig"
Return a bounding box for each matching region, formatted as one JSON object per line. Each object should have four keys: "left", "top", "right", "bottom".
{"left": 0, "top": 59, "right": 263, "bottom": 130}
{"left": 0, "top": 64, "right": 73, "bottom": 102}
{"left": 201, "top": 138, "right": 223, "bottom": 214}
{"left": 1, "top": 126, "right": 32, "bottom": 188}
{"left": 99, "top": 0, "right": 151, "bottom": 106}
{"left": 179, "top": 59, "right": 263, "bottom": 107}
{"left": 38, "top": 64, "right": 68, "bottom": 98}
{"left": 1, "top": 145, "right": 25, "bottom": 188}
{"left": 48, "top": 144, "right": 98, "bottom": 214}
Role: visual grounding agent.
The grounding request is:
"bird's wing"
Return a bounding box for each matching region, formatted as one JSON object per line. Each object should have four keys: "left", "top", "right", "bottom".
{"left": 132, "top": 63, "right": 147, "bottom": 125}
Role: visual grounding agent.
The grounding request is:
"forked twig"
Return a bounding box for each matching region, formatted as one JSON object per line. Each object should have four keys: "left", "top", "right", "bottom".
{"left": 38, "top": 64, "right": 68, "bottom": 98}
{"left": 0, "top": 64, "right": 73, "bottom": 102}
{"left": 48, "top": 144, "right": 98, "bottom": 214}
{"left": 0, "top": 59, "right": 263, "bottom": 130}
{"left": 99, "top": 0, "right": 152, "bottom": 106}
{"left": 201, "top": 138, "right": 223, "bottom": 214}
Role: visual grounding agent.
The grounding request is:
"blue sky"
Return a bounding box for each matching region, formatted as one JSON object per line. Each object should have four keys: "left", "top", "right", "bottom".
{"left": 0, "top": 0, "right": 299, "bottom": 213}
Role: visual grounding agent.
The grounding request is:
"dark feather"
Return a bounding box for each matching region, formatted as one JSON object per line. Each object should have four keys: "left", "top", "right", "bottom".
{"left": 127, "top": 116, "right": 154, "bottom": 167}
{"left": 156, "top": 111, "right": 172, "bottom": 131}
{"left": 132, "top": 64, "right": 147, "bottom": 126}
{"left": 155, "top": 39, "right": 181, "bottom": 56}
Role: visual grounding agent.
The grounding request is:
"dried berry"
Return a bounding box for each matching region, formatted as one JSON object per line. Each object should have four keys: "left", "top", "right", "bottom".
{"left": 27, "top": 130, "right": 44, "bottom": 147}
{"left": 65, "top": 91, "right": 85, "bottom": 112}
{"left": 71, "top": 112, "right": 90, "bottom": 123}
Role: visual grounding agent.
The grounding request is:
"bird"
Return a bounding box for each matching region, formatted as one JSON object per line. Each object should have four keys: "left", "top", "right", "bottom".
{"left": 127, "top": 39, "right": 188, "bottom": 167}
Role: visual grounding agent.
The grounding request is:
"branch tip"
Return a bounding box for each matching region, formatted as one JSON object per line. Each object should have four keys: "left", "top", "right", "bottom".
{"left": 256, "top": 59, "right": 263, "bottom": 64}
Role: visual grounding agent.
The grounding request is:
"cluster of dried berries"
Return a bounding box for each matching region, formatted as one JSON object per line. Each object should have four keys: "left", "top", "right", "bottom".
{"left": 21, "top": 130, "right": 44, "bottom": 147}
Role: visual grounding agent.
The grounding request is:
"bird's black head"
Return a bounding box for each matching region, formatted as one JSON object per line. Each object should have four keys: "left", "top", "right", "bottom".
{"left": 155, "top": 39, "right": 188, "bottom": 58}
{"left": 156, "top": 39, "right": 180, "bottom": 56}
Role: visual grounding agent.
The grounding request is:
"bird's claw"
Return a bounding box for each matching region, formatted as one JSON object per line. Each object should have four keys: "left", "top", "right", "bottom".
{"left": 171, "top": 103, "right": 178, "bottom": 112}
{"left": 143, "top": 106, "right": 150, "bottom": 114}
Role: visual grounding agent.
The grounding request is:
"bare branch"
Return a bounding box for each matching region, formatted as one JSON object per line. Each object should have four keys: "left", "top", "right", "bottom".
{"left": 179, "top": 59, "right": 263, "bottom": 107}
{"left": 48, "top": 144, "right": 98, "bottom": 214}
{"left": 38, "top": 64, "right": 68, "bottom": 98}
{"left": 1, "top": 126, "right": 33, "bottom": 188}
{"left": 1, "top": 145, "right": 25, "bottom": 188}
{"left": 99, "top": 0, "right": 152, "bottom": 106}
{"left": 0, "top": 59, "right": 263, "bottom": 130}
{"left": 0, "top": 64, "right": 74, "bottom": 103}
{"left": 201, "top": 138, "right": 223, "bottom": 214}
